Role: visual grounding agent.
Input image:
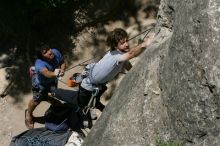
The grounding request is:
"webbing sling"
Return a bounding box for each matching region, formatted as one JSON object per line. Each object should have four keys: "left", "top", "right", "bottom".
{"left": 83, "top": 87, "right": 99, "bottom": 114}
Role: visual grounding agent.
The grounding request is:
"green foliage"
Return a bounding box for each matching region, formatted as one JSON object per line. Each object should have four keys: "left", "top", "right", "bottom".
{"left": 0, "top": 0, "right": 75, "bottom": 49}
{"left": 155, "top": 138, "right": 183, "bottom": 146}
{"left": 0, "top": 0, "right": 160, "bottom": 97}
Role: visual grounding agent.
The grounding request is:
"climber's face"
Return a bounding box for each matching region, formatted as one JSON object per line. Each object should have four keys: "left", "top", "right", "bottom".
{"left": 116, "top": 38, "right": 129, "bottom": 53}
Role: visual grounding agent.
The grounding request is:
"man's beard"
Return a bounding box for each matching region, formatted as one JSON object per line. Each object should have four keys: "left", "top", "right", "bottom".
{"left": 120, "top": 47, "right": 129, "bottom": 53}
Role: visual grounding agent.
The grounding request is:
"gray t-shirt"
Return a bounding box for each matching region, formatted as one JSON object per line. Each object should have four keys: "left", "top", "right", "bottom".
{"left": 81, "top": 50, "right": 128, "bottom": 91}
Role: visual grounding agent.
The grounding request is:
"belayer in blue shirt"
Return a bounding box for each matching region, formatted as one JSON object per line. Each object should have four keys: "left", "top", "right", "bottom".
{"left": 25, "top": 43, "right": 66, "bottom": 129}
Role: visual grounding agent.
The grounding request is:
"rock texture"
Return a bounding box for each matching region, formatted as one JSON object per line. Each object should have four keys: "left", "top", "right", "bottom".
{"left": 160, "top": 0, "right": 220, "bottom": 145}
{"left": 82, "top": 0, "right": 220, "bottom": 145}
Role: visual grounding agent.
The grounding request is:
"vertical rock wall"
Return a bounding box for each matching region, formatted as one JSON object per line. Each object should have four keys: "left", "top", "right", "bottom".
{"left": 82, "top": 0, "right": 220, "bottom": 145}
{"left": 161, "top": 0, "right": 220, "bottom": 145}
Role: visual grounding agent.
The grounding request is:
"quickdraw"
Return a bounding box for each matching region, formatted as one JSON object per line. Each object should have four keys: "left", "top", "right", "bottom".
{"left": 82, "top": 87, "right": 99, "bottom": 115}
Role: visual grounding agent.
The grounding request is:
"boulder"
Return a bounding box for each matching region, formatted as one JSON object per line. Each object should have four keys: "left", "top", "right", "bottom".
{"left": 82, "top": 0, "right": 220, "bottom": 145}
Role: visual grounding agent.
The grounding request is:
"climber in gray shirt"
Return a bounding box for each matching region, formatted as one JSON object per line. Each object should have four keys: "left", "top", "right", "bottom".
{"left": 78, "top": 28, "right": 155, "bottom": 111}
{"left": 81, "top": 50, "right": 130, "bottom": 91}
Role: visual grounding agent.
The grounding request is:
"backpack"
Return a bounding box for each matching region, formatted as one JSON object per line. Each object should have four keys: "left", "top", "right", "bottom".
{"left": 44, "top": 105, "right": 71, "bottom": 132}
{"left": 45, "top": 105, "right": 82, "bottom": 132}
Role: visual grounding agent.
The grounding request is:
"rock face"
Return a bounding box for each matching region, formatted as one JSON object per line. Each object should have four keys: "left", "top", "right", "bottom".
{"left": 82, "top": 0, "right": 220, "bottom": 145}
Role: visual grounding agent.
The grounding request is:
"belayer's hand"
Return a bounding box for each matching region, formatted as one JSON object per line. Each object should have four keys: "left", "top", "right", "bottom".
{"left": 54, "top": 69, "right": 61, "bottom": 76}
{"left": 59, "top": 71, "right": 65, "bottom": 77}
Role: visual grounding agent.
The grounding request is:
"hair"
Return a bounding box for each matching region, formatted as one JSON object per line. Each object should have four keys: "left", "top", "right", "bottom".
{"left": 35, "top": 43, "right": 50, "bottom": 60}
{"left": 106, "top": 28, "right": 128, "bottom": 51}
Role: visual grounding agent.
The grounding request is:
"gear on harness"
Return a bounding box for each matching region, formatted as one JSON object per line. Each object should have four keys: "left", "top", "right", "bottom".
{"left": 66, "top": 63, "right": 97, "bottom": 89}
{"left": 67, "top": 73, "right": 83, "bottom": 87}
{"left": 83, "top": 87, "right": 99, "bottom": 115}
{"left": 79, "top": 87, "right": 100, "bottom": 128}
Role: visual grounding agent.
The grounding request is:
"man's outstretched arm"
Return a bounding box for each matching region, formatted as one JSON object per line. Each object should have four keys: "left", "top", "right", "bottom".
{"left": 119, "top": 35, "right": 155, "bottom": 62}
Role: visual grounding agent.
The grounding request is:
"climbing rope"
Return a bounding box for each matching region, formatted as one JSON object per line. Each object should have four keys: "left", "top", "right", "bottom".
{"left": 64, "top": 26, "right": 155, "bottom": 73}
{"left": 0, "top": 81, "right": 13, "bottom": 98}
{"left": 19, "top": 135, "right": 58, "bottom": 146}
{"left": 58, "top": 26, "right": 155, "bottom": 86}
{"left": 128, "top": 26, "right": 154, "bottom": 41}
